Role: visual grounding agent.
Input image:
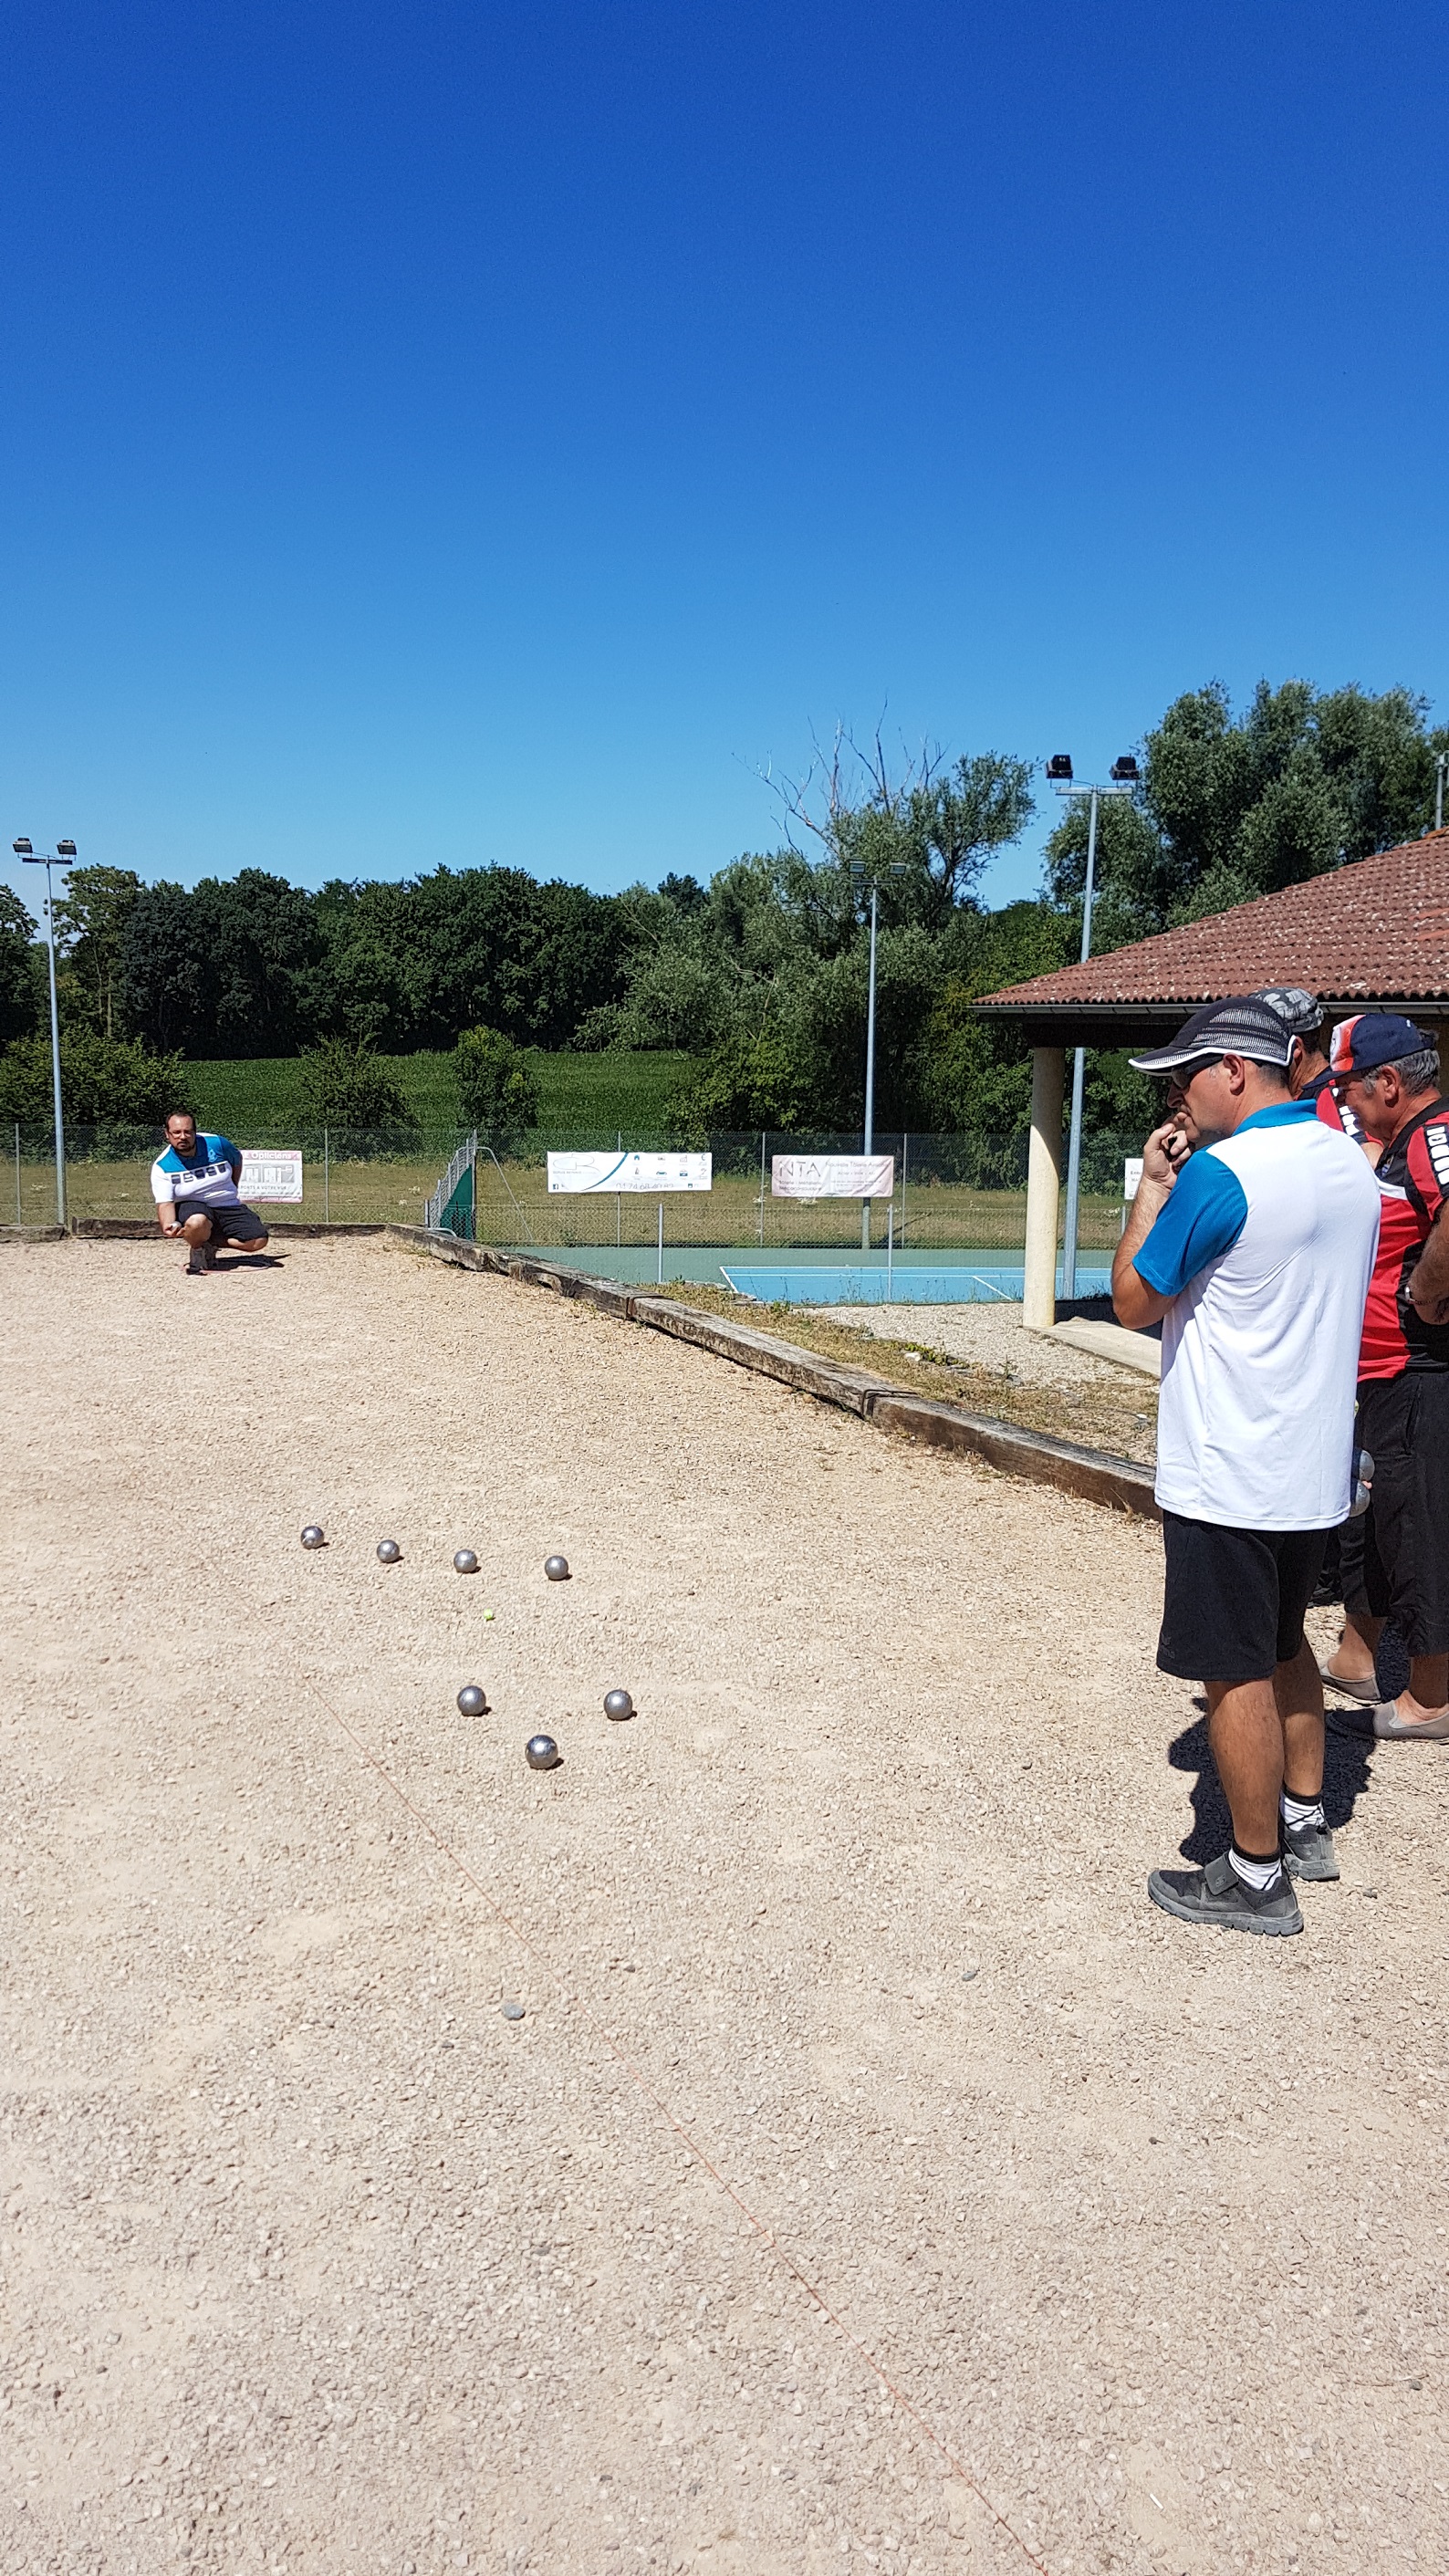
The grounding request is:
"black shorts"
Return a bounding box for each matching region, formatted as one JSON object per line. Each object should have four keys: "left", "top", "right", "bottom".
{"left": 1359, "top": 1371, "right": 1449, "bottom": 1656}
{"left": 1157, "top": 1513, "right": 1328, "bottom": 1684}
{"left": 179, "top": 1201, "right": 267, "bottom": 1244}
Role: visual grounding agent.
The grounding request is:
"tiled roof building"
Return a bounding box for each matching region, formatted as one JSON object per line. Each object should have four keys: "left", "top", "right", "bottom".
{"left": 975, "top": 828, "right": 1449, "bottom": 1048}
{"left": 974, "top": 828, "right": 1449, "bottom": 1328}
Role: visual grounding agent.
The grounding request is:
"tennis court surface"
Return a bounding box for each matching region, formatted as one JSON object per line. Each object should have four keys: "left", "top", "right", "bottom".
{"left": 3, "top": 1235, "right": 1446, "bottom": 2574}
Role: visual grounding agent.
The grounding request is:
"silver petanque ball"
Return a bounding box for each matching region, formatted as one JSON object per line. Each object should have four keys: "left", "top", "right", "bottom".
{"left": 376, "top": 1539, "right": 401, "bottom": 1565}
{"left": 300, "top": 1525, "right": 326, "bottom": 1550}
{"left": 544, "top": 1554, "right": 570, "bottom": 1582}
{"left": 603, "top": 1689, "right": 634, "bottom": 1722}
{"left": 526, "top": 1733, "right": 560, "bottom": 1770}
{"left": 453, "top": 1549, "right": 479, "bottom": 1575}
{"left": 457, "top": 1684, "right": 488, "bottom": 1717}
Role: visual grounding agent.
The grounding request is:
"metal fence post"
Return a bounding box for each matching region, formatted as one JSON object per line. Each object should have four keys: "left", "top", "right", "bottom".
{"left": 758, "top": 1130, "right": 766, "bottom": 1245}
{"left": 657, "top": 1201, "right": 663, "bottom": 1286}
{"left": 323, "top": 1128, "right": 329, "bottom": 1223}
{"left": 14, "top": 1122, "right": 20, "bottom": 1227}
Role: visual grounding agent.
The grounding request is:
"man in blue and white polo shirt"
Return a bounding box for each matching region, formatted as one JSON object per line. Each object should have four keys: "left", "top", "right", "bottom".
{"left": 1112, "top": 996, "right": 1381, "bottom": 1937}
{"left": 151, "top": 1111, "right": 270, "bottom": 1275}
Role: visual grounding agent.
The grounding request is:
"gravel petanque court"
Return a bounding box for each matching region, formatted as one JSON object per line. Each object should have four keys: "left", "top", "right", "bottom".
{"left": 4, "top": 1236, "right": 1449, "bottom": 2576}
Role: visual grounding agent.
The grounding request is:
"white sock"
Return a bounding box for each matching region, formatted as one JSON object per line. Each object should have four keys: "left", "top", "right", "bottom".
{"left": 1281, "top": 1789, "right": 1325, "bottom": 1833}
{"left": 1228, "top": 1845, "right": 1283, "bottom": 1893}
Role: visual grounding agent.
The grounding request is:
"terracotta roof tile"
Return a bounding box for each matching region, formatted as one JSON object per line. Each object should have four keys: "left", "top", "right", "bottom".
{"left": 977, "top": 829, "right": 1449, "bottom": 1015}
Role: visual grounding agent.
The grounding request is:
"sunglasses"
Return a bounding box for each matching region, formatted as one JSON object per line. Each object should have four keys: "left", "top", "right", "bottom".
{"left": 1164, "top": 1055, "right": 1225, "bottom": 1098}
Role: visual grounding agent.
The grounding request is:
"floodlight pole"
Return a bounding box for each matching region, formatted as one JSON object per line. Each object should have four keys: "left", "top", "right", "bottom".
{"left": 14, "top": 838, "right": 73, "bottom": 1227}
{"left": 1050, "top": 766, "right": 1135, "bottom": 1299}
{"left": 861, "top": 885, "right": 878, "bottom": 1251}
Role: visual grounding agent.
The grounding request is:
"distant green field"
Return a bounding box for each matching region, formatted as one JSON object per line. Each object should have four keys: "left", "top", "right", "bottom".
{"left": 180, "top": 1049, "right": 690, "bottom": 1140}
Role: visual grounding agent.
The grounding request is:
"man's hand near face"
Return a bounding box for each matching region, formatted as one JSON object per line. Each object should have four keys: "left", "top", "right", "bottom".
{"left": 1112, "top": 1117, "right": 1190, "bottom": 1329}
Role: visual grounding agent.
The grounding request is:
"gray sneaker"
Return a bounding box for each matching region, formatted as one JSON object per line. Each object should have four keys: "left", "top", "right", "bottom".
{"left": 1282, "top": 1820, "right": 1340, "bottom": 1882}
{"left": 1148, "top": 1850, "right": 1303, "bottom": 1937}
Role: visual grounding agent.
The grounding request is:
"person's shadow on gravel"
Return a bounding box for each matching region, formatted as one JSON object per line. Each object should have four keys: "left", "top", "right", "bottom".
{"left": 1168, "top": 1700, "right": 1373, "bottom": 1860}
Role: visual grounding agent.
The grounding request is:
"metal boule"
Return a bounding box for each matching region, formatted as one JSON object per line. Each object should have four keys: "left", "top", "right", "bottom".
{"left": 376, "top": 1539, "right": 401, "bottom": 1564}
{"left": 501, "top": 2001, "right": 526, "bottom": 2021}
{"left": 300, "top": 1525, "right": 326, "bottom": 1549}
{"left": 526, "top": 1734, "right": 559, "bottom": 1770}
{"left": 453, "top": 1549, "right": 479, "bottom": 1575}
{"left": 457, "top": 1684, "right": 488, "bottom": 1716}
{"left": 544, "top": 1555, "right": 570, "bottom": 1581}
{"left": 603, "top": 1689, "right": 634, "bottom": 1722}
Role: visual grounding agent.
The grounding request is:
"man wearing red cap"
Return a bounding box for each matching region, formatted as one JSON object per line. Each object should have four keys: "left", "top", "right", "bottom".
{"left": 1320, "top": 1016, "right": 1449, "bottom": 1742}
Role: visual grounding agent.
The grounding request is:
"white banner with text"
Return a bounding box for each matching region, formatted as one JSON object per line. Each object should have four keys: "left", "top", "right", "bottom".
{"left": 239, "top": 1149, "right": 304, "bottom": 1204}
{"left": 771, "top": 1152, "right": 895, "bottom": 1201}
{"left": 547, "top": 1151, "right": 713, "bottom": 1194}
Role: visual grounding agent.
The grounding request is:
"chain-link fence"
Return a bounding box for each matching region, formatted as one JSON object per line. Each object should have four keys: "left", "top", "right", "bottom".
{"left": 6, "top": 1122, "right": 1145, "bottom": 1253}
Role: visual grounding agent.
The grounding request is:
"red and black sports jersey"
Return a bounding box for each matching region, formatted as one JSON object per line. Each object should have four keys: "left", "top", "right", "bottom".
{"left": 1306, "top": 1065, "right": 1364, "bottom": 1144}
{"left": 1359, "top": 1098, "right": 1449, "bottom": 1381}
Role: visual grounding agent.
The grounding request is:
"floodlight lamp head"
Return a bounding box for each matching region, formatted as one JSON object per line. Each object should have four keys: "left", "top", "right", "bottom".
{"left": 1046, "top": 755, "right": 1073, "bottom": 784}
{"left": 1110, "top": 756, "right": 1139, "bottom": 784}
{"left": 13, "top": 837, "right": 34, "bottom": 858}
{"left": 56, "top": 839, "right": 77, "bottom": 858}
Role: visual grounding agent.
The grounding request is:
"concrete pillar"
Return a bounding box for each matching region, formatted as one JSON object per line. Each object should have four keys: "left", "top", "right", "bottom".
{"left": 1024, "top": 1045, "right": 1065, "bottom": 1331}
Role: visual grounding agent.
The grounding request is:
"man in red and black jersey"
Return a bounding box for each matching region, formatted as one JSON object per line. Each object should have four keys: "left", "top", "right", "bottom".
{"left": 1321, "top": 1015, "right": 1449, "bottom": 1742}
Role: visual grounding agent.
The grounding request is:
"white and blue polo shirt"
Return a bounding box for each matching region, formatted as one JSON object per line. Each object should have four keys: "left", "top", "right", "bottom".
{"left": 1134, "top": 1102, "right": 1381, "bottom": 1530}
{"left": 150, "top": 1133, "right": 245, "bottom": 1211}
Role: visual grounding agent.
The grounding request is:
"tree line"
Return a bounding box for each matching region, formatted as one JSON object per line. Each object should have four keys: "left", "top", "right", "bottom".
{"left": 1, "top": 677, "right": 1444, "bottom": 1140}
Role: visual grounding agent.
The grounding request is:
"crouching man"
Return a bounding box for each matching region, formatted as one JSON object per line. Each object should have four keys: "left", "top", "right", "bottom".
{"left": 151, "top": 1111, "right": 269, "bottom": 1275}
{"left": 1112, "top": 998, "right": 1381, "bottom": 1936}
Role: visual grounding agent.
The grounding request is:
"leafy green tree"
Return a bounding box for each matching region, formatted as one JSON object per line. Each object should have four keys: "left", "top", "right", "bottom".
{"left": 120, "top": 871, "right": 321, "bottom": 1055}
{"left": 296, "top": 1039, "right": 415, "bottom": 1130}
{"left": 452, "top": 1026, "right": 539, "bottom": 1153}
{"left": 666, "top": 1026, "right": 816, "bottom": 1144}
{"left": 0, "top": 888, "right": 39, "bottom": 1044}
{"left": 1047, "top": 680, "right": 1449, "bottom": 948}
{"left": 0, "top": 1028, "right": 184, "bottom": 1125}
{"left": 51, "top": 866, "right": 142, "bottom": 1036}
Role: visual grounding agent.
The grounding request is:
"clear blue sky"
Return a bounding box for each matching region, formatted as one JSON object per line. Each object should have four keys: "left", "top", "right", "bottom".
{"left": 3, "top": 0, "right": 1445, "bottom": 924}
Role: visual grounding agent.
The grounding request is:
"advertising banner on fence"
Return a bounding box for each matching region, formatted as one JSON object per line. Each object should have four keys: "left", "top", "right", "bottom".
{"left": 547, "top": 1151, "right": 713, "bottom": 1194}
{"left": 240, "top": 1149, "right": 304, "bottom": 1203}
{"left": 771, "top": 1152, "right": 895, "bottom": 1201}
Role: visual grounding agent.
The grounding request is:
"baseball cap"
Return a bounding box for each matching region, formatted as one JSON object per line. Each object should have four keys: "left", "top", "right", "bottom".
{"left": 1328, "top": 1012, "right": 1431, "bottom": 1078}
{"left": 1129, "top": 995, "right": 1296, "bottom": 1075}
{"left": 1253, "top": 985, "right": 1322, "bottom": 1037}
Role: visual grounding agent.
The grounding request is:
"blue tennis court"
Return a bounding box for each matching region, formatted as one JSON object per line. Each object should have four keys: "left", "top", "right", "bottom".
{"left": 721, "top": 1264, "right": 1114, "bottom": 1305}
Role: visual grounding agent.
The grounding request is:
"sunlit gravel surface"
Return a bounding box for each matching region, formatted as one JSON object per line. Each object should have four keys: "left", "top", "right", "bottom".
{"left": 2, "top": 1236, "right": 1446, "bottom": 2576}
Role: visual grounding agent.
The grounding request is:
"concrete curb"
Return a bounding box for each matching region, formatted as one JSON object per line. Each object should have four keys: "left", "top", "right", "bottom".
{"left": 386, "top": 1225, "right": 1160, "bottom": 1520}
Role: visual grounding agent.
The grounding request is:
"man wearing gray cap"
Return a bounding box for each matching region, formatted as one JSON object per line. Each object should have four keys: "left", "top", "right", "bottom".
{"left": 1253, "top": 986, "right": 1369, "bottom": 1150}
{"left": 1112, "top": 996, "right": 1381, "bottom": 1936}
